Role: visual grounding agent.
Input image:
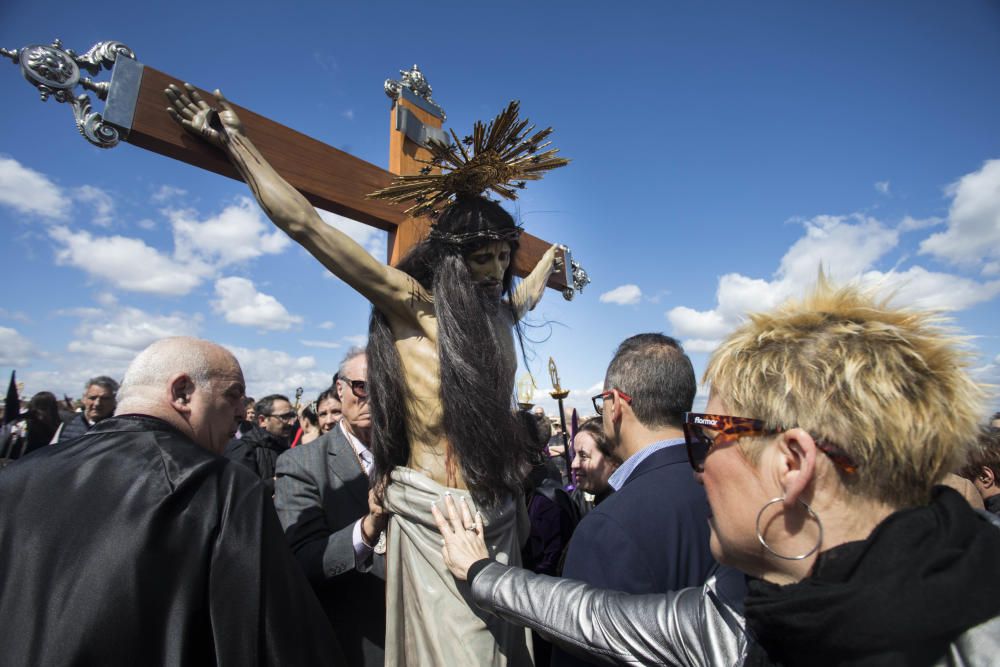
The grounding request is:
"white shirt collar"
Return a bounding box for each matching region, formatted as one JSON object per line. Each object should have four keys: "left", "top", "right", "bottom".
{"left": 339, "top": 420, "right": 373, "bottom": 474}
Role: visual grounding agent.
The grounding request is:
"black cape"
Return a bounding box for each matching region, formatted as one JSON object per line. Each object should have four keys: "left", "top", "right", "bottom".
{"left": 0, "top": 414, "right": 345, "bottom": 666}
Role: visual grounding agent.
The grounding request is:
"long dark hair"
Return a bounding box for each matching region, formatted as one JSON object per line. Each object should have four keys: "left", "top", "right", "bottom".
{"left": 369, "top": 197, "right": 533, "bottom": 507}
{"left": 23, "top": 392, "right": 60, "bottom": 455}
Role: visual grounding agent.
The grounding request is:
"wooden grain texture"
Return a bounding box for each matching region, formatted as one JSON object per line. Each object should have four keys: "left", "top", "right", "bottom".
{"left": 388, "top": 97, "right": 442, "bottom": 177}
{"left": 128, "top": 66, "right": 405, "bottom": 232}
{"left": 127, "top": 65, "right": 568, "bottom": 289}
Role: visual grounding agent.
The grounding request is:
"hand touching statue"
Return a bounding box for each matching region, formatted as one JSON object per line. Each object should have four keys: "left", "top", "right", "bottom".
{"left": 431, "top": 493, "right": 489, "bottom": 581}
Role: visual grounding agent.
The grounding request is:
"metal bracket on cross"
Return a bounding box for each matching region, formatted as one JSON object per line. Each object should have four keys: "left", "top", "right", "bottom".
{"left": 2, "top": 38, "right": 138, "bottom": 148}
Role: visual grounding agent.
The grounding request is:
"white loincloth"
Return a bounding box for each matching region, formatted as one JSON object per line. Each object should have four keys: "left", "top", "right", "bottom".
{"left": 383, "top": 466, "right": 533, "bottom": 666}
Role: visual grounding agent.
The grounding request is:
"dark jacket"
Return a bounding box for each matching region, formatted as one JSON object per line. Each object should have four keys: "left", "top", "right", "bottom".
{"left": 554, "top": 444, "right": 719, "bottom": 667}
{"left": 0, "top": 415, "right": 344, "bottom": 666}
{"left": 55, "top": 412, "right": 91, "bottom": 443}
{"left": 274, "top": 427, "right": 386, "bottom": 667}
{"left": 224, "top": 426, "right": 289, "bottom": 493}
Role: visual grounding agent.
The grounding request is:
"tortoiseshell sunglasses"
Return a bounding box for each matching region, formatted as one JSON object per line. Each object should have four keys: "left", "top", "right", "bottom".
{"left": 682, "top": 412, "right": 858, "bottom": 474}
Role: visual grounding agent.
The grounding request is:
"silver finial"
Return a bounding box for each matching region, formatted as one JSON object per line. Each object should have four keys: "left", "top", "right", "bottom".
{"left": 384, "top": 64, "right": 446, "bottom": 121}
{"left": 2, "top": 39, "right": 135, "bottom": 148}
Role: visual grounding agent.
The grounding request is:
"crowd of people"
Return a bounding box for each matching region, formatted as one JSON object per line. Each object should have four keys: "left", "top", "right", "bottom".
{"left": 2, "top": 84, "right": 998, "bottom": 666}
{"left": 2, "top": 281, "right": 999, "bottom": 666}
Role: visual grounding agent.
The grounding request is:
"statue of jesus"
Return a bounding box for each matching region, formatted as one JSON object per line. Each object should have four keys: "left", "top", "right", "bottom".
{"left": 167, "top": 84, "right": 569, "bottom": 666}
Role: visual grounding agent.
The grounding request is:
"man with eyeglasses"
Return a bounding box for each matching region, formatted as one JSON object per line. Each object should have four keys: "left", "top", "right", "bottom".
{"left": 553, "top": 333, "right": 720, "bottom": 667}
{"left": 224, "top": 394, "right": 295, "bottom": 494}
{"left": 274, "top": 348, "right": 388, "bottom": 666}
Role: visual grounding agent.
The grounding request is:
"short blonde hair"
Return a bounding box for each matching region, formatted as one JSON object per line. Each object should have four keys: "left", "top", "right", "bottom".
{"left": 704, "top": 278, "right": 986, "bottom": 508}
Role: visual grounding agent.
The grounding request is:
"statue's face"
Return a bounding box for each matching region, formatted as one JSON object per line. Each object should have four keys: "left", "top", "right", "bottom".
{"left": 463, "top": 241, "right": 511, "bottom": 300}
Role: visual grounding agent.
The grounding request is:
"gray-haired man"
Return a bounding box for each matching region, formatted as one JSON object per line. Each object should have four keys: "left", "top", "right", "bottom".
{"left": 52, "top": 375, "right": 119, "bottom": 443}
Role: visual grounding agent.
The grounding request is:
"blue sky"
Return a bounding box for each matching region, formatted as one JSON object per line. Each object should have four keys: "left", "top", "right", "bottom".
{"left": 2, "top": 1, "right": 998, "bottom": 417}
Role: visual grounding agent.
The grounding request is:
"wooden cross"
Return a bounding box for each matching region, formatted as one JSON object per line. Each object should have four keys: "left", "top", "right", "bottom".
{"left": 1, "top": 41, "right": 574, "bottom": 293}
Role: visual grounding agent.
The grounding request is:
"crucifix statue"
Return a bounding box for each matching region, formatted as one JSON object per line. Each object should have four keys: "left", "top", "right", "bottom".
{"left": 5, "top": 40, "right": 589, "bottom": 667}
{"left": 164, "top": 83, "right": 565, "bottom": 667}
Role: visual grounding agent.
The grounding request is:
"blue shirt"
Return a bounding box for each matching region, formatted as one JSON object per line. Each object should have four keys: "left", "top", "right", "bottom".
{"left": 607, "top": 437, "right": 686, "bottom": 491}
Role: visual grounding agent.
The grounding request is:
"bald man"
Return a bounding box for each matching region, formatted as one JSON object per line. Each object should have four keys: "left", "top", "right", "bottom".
{"left": 0, "top": 337, "right": 345, "bottom": 666}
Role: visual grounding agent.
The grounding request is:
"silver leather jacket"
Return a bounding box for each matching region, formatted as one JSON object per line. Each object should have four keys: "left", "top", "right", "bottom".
{"left": 470, "top": 561, "right": 1000, "bottom": 666}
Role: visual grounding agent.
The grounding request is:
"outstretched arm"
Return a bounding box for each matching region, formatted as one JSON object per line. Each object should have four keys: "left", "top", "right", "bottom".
{"left": 431, "top": 495, "right": 749, "bottom": 667}
{"left": 165, "top": 83, "right": 429, "bottom": 320}
{"left": 511, "top": 244, "right": 562, "bottom": 320}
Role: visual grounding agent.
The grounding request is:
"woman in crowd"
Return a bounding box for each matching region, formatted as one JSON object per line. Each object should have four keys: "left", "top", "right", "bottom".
{"left": 295, "top": 402, "right": 321, "bottom": 446}
{"left": 1, "top": 391, "right": 61, "bottom": 460}
{"left": 434, "top": 280, "right": 1000, "bottom": 666}
{"left": 569, "top": 417, "right": 620, "bottom": 516}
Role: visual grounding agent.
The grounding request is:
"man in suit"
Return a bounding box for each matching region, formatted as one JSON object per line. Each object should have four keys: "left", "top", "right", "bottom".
{"left": 552, "top": 333, "right": 720, "bottom": 667}
{"left": 274, "top": 347, "right": 388, "bottom": 666}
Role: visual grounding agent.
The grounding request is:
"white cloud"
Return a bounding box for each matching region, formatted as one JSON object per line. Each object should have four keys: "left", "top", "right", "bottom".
{"left": 0, "top": 326, "right": 36, "bottom": 366}
{"left": 681, "top": 339, "right": 722, "bottom": 353}
{"left": 49, "top": 225, "right": 209, "bottom": 296}
{"left": 67, "top": 304, "right": 202, "bottom": 362}
{"left": 300, "top": 340, "right": 341, "bottom": 349}
{"left": 875, "top": 181, "right": 891, "bottom": 195}
{"left": 667, "top": 305, "right": 731, "bottom": 340}
{"left": 318, "top": 321, "right": 336, "bottom": 330}
{"left": 170, "top": 197, "right": 290, "bottom": 267}
{"left": 899, "top": 215, "right": 944, "bottom": 232}
{"left": 15, "top": 302, "right": 203, "bottom": 396}
{"left": 342, "top": 109, "right": 355, "bottom": 121}
{"left": 599, "top": 284, "right": 642, "bottom": 305}
{"left": 665, "top": 212, "right": 1000, "bottom": 350}
{"left": 212, "top": 277, "right": 303, "bottom": 331}
{"left": 860, "top": 267, "right": 1000, "bottom": 311}
{"left": 0, "top": 309, "right": 31, "bottom": 324}
{"left": 317, "top": 209, "right": 387, "bottom": 259}
{"left": 74, "top": 185, "right": 115, "bottom": 227}
{"left": 0, "top": 156, "right": 69, "bottom": 219}
{"left": 136, "top": 218, "right": 156, "bottom": 230}
{"left": 225, "top": 345, "right": 332, "bottom": 399}
{"left": 46, "top": 196, "right": 295, "bottom": 296}
{"left": 920, "top": 159, "right": 1000, "bottom": 273}
{"left": 343, "top": 334, "right": 368, "bottom": 347}
{"left": 777, "top": 214, "right": 898, "bottom": 285}
{"left": 151, "top": 185, "right": 187, "bottom": 203}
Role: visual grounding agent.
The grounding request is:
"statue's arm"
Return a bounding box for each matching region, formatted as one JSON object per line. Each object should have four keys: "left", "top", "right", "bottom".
{"left": 511, "top": 243, "right": 560, "bottom": 320}
{"left": 165, "top": 84, "right": 429, "bottom": 319}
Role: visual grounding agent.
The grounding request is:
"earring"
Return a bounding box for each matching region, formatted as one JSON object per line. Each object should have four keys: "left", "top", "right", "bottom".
{"left": 755, "top": 497, "right": 824, "bottom": 561}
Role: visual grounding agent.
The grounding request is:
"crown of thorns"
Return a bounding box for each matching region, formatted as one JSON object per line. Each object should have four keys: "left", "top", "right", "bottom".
{"left": 367, "top": 101, "right": 569, "bottom": 218}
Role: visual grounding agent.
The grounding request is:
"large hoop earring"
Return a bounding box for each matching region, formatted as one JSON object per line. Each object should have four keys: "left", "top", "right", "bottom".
{"left": 755, "top": 497, "right": 823, "bottom": 561}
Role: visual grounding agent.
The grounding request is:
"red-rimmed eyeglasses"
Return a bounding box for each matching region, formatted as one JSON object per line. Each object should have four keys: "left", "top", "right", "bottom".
{"left": 682, "top": 412, "right": 858, "bottom": 474}
{"left": 591, "top": 389, "right": 632, "bottom": 416}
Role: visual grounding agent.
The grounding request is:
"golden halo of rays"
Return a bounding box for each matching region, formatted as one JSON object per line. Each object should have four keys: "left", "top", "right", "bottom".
{"left": 368, "top": 101, "right": 570, "bottom": 217}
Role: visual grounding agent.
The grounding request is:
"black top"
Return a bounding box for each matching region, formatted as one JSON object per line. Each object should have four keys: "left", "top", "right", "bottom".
{"left": 0, "top": 414, "right": 345, "bottom": 666}
{"left": 224, "top": 425, "right": 289, "bottom": 493}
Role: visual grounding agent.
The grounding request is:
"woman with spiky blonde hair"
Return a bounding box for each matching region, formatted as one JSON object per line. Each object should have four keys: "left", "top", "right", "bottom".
{"left": 434, "top": 279, "right": 1000, "bottom": 666}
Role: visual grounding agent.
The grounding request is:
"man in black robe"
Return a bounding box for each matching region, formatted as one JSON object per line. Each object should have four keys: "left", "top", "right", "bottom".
{"left": 0, "top": 337, "right": 345, "bottom": 666}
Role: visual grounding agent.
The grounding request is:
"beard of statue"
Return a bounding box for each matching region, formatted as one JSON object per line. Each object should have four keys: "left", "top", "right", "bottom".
{"left": 368, "top": 235, "right": 532, "bottom": 509}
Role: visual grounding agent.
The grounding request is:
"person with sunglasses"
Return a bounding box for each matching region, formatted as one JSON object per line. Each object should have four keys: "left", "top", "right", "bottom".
{"left": 552, "top": 334, "right": 719, "bottom": 667}
{"left": 433, "top": 280, "right": 1000, "bottom": 666}
{"left": 274, "top": 348, "right": 388, "bottom": 666}
{"left": 224, "top": 393, "right": 295, "bottom": 494}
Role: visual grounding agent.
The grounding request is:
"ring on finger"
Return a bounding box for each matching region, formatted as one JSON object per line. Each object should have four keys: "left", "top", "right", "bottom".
{"left": 465, "top": 526, "right": 477, "bottom": 532}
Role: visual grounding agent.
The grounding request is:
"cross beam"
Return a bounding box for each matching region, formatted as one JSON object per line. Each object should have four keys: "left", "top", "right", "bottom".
{"left": 120, "top": 64, "right": 572, "bottom": 291}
